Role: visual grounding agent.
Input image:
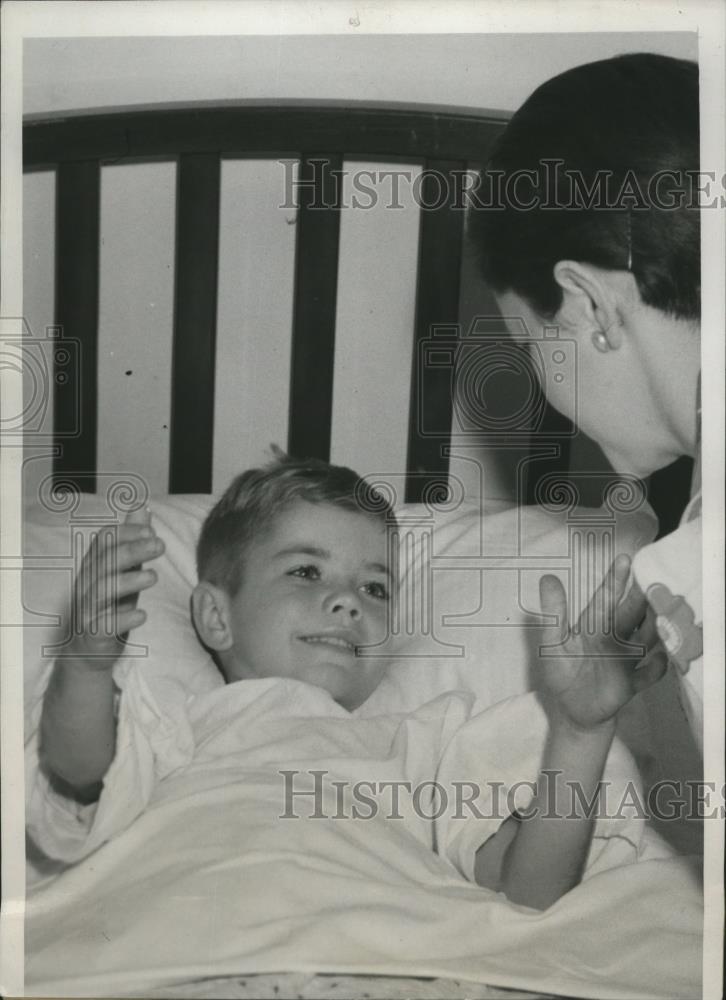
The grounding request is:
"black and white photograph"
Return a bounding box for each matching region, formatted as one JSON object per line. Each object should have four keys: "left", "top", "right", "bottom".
{"left": 1, "top": 2, "right": 724, "bottom": 998}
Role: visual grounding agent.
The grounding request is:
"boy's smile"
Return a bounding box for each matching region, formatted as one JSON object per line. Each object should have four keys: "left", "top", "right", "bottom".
{"left": 299, "top": 632, "right": 358, "bottom": 653}
{"left": 213, "top": 500, "right": 394, "bottom": 710}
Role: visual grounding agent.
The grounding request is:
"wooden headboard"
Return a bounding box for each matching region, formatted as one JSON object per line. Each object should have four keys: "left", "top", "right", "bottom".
{"left": 23, "top": 101, "right": 510, "bottom": 501}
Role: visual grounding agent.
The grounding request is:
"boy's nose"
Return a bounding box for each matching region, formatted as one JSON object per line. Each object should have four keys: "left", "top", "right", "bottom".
{"left": 324, "top": 589, "right": 361, "bottom": 619}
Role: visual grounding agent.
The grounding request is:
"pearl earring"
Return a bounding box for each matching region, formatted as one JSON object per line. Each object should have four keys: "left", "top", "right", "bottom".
{"left": 592, "top": 331, "right": 609, "bottom": 353}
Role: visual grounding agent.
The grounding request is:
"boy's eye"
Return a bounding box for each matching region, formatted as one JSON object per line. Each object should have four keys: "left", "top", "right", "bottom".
{"left": 362, "top": 581, "right": 390, "bottom": 601}
{"left": 288, "top": 564, "right": 321, "bottom": 580}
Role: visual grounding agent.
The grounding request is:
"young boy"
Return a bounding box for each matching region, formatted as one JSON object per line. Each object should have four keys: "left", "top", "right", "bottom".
{"left": 37, "top": 455, "right": 666, "bottom": 911}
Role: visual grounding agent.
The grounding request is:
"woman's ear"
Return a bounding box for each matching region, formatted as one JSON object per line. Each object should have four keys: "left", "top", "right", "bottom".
{"left": 552, "top": 260, "right": 624, "bottom": 350}
{"left": 191, "top": 582, "right": 234, "bottom": 652}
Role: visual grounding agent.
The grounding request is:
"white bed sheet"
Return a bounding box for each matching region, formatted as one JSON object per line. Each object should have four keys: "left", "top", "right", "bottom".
{"left": 24, "top": 681, "right": 702, "bottom": 999}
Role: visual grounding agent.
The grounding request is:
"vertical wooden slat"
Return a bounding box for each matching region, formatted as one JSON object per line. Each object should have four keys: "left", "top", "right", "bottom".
{"left": 169, "top": 153, "right": 221, "bottom": 493}
{"left": 54, "top": 161, "right": 100, "bottom": 491}
{"left": 406, "top": 161, "right": 466, "bottom": 502}
{"left": 287, "top": 155, "right": 342, "bottom": 461}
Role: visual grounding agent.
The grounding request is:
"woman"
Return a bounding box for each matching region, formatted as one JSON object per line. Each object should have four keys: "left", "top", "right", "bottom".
{"left": 471, "top": 53, "right": 703, "bottom": 752}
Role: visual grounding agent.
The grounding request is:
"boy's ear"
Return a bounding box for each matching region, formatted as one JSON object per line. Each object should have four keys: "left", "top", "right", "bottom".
{"left": 191, "top": 582, "right": 234, "bottom": 652}
{"left": 552, "top": 260, "right": 624, "bottom": 350}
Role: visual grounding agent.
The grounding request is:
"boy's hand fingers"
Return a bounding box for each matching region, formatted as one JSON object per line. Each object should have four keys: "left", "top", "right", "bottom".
{"left": 112, "top": 568, "right": 158, "bottom": 602}
{"left": 102, "top": 568, "right": 158, "bottom": 620}
{"left": 585, "top": 554, "right": 631, "bottom": 636}
{"left": 74, "top": 537, "right": 161, "bottom": 597}
{"left": 631, "top": 648, "right": 669, "bottom": 694}
{"left": 116, "top": 534, "right": 165, "bottom": 570}
{"left": 638, "top": 606, "right": 659, "bottom": 648}
{"left": 80, "top": 528, "right": 149, "bottom": 589}
{"left": 76, "top": 601, "right": 144, "bottom": 640}
{"left": 614, "top": 575, "right": 649, "bottom": 641}
{"left": 73, "top": 551, "right": 102, "bottom": 618}
{"left": 84, "top": 534, "right": 165, "bottom": 578}
{"left": 68, "top": 511, "right": 156, "bottom": 654}
{"left": 124, "top": 507, "right": 151, "bottom": 529}
{"left": 97, "top": 605, "right": 147, "bottom": 640}
{"left": 73, "top": 544, "right": 161, "bottom": 625}
{"left": 539, "top": 574, "right": 569, "bottom": 640}
{"left": 81, "top": 523, "right": 161, "bottom": 586}
{"left": 631, "top": 609, "right": 660, "bottom": 660}
{"left": 116, "top": 523, "right": 155, "bottom": 544}
{"left": 115, "top": 607, "right": 147, "bottom": 635}
{"left": 95, "top": 524, "right": 156, "bottom": 552}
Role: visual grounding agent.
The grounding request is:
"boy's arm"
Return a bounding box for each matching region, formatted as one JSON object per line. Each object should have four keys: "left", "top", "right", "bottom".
{"left": 474, "top": 718, "right": 615, "bottom": 910}
{"left": 39, "top": 512, "right": 165, "bottom": 801}
{"left": 474, "top": 556, "right": 667, "bottom": 910}
{"left": 40, "top": 660, "right": 118, "bottom": 803}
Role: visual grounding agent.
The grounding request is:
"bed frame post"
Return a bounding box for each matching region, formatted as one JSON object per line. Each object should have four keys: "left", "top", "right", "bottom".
{"left": 53, "top": 160, "right": 101, "bottom": 491}
{"left": 169, "top": 152, "right": 221, "bottom": 493}
{"left": 405, "top": 161, "right": 465, "bottom": 503}
{"left": 287, "top": 154, "right": 342, "bottom": 462}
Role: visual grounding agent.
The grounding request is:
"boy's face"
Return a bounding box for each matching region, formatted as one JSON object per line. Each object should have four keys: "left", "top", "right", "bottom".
{"left": 218, "top": 500, "right": 393, "bottom": 710}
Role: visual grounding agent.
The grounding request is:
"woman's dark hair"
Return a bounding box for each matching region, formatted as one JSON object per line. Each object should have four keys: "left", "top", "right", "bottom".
{"left": 472, "top": 53, "right": 700, "bottom": 320}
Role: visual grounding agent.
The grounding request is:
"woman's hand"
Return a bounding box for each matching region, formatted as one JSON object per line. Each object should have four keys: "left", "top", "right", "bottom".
{"left": 65, "top": 508, "right": 165, "bottom": 668}
{"left": 537, "top": 555, "right": 668, "bottom": 733}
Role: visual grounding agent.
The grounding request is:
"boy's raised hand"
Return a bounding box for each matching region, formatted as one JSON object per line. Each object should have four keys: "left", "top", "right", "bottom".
{"left": 66, "top": 508, "right": 165, "bottom": 668}
{"left": 537, "top": 555, "right": 668, "bottom": 732}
